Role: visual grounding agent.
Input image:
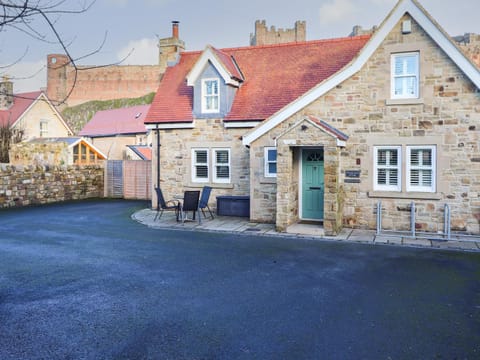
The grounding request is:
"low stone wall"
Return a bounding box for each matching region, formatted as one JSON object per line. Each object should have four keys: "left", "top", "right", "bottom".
{"left": 0, "top": 164, "right": 104, "bottom": 208}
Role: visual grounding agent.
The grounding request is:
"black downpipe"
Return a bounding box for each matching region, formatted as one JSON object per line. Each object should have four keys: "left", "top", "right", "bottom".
{"left": 156, "top": 125, "right": 160, "bottom": 188}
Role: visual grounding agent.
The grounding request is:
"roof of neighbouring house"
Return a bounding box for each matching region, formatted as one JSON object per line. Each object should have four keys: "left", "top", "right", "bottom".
{"left": 145, "top": 35, "right": 371, "bottom": 124}
{"left": 79, "top": 105, "right": 150, "bottom": 137}
{"left": 127, "top": 145, "right": 152, "bottom": 160}
{"left": 0, "top": 91, "right": 43, "bottom": 127}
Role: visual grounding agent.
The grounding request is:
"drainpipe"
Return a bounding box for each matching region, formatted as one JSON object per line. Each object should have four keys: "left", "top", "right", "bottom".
{"left": 156, "top": 124, "right": 160, "bottom": 188}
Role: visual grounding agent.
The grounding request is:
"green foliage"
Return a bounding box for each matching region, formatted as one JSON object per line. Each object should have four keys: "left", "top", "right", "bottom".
{"left": 61, "top": 92, "right": 156, "bottom": 134}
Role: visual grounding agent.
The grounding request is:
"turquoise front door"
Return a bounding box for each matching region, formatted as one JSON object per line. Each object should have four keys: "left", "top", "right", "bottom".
{"left": 302, "top": 149, "right": 324, "bottom": 220}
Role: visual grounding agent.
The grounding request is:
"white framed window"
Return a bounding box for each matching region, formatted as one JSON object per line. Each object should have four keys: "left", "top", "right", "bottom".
{"left": 201, "top": 78, "right": 220, "bottom": 113}
{"left": 391, "top": 52, "right": 419, "bottom": 99}
{"left": 192, "top": 148, "right": 209, "bottom": 183}
{"left": 192, "top": 147, "right": 231, "bottom": 184}
{"left": 374, "top": 146, "right": 401, "bottom": 191}
{"left": 406, "top": 146, "right": 436, "bottom": 192}
{"left": 213, "top": 148, "right": 230, "bottom": 183}
{"left": 40, "top": 119, "right": 48, "bottom": 137}
{"left": 264, "top": 147, "right": 277, "bottom": 177}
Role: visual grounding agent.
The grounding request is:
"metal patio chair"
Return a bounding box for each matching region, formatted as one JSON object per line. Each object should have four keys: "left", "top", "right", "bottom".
{"left": 154, "top": 187, "right": 179, "bottom": 221}
{"left": 199, "top": 186, "right": 214, "bottom": 219}
{"left": 179, "top": 190, "right": 201, "bottom": 224}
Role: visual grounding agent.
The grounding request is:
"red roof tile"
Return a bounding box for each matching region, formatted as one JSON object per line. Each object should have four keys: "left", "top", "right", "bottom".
{"left": 79, "top": 105, "right": 150, "bottom": 136}
{"left": 145, "top": 35, "right": 370, "bottom": 124}
{"left": 0, "top": 91, "right": 43, "bottom": 127}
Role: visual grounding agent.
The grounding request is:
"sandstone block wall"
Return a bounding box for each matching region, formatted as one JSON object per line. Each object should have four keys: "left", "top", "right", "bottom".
{"left": 0, "top": 164, "right": 104, "bottom": 208}
{"left": 151, "top": 119, "right": 250, "bottom": 210}
{"left": 10, "top": 142, "right": 70, "bottom": 166}
{"left": 249, "top": 14, "right": 480, "bottom": 234}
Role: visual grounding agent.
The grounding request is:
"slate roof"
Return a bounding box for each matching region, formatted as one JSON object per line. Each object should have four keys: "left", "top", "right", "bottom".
{"left": 0, "top": 91, "right": 43, "bottom": 127}
{"left": 145, "top": 35, "right": 371, "bottom": 124}
{"left": 80, "top": 105, "right": 150, "bottom": 137}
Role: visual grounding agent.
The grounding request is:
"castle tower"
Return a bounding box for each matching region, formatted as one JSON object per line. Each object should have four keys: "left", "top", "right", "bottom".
{"left": 46, "top": 54, "right": 71, "bottom": 106}
{"left": 250, "top": 20, "right": 306, "bottom": 46}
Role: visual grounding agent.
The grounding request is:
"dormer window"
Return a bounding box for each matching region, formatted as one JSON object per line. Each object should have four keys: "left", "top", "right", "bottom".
{"left": 202, "top": 78, "right": 220, "bottom": 113}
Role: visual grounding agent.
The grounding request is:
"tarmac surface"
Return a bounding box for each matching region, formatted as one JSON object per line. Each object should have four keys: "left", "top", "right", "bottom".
{"left": 1, "top": 199, "right": 479, "bottom": 359}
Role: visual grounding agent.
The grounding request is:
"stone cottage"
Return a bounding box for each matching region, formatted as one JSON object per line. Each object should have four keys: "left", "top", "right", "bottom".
{"left": 146, "top": 0, "right": 480, "bottom": 236}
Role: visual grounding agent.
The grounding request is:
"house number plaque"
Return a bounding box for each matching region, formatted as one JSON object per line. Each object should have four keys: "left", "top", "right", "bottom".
{"left": 345, "top": 170, "right": 361, "bottom": 184}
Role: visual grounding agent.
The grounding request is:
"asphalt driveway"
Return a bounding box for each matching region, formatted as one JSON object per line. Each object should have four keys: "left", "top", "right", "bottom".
{"left": 0, "top": 200, "right": 479, "bottom": 359}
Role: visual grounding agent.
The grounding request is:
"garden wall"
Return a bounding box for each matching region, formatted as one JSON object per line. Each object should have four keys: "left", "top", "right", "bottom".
{"left": 0, "top": 164, "right": 104, "bottom": 208}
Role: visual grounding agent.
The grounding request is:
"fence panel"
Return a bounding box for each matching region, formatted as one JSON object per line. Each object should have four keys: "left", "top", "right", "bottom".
{"left": 105, "top": 160, "right": 124, "bottom": 198}
{"left": 123, "top": 160, "right": 151, "bottom": 200}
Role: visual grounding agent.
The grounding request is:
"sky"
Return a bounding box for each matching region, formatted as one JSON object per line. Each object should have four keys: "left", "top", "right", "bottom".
{"left": 1, "top": 0, "right": 478, "bottom": 93}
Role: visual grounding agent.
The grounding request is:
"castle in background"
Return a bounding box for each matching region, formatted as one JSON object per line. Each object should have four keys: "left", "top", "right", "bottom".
{"left": 46, "top": 20, "right": 480, "bottom": 108}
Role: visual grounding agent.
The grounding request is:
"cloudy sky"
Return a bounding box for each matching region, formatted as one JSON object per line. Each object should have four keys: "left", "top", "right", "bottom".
{"left": 1, "top": 0, "right": 478, "bottom": 93}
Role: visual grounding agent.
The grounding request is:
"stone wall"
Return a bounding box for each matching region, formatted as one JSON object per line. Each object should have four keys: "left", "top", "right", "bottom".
{"left": 250, "top": 20, "right": 306, "bottom": 46}
{"left": 47, "top": 54, "right": 164, "bottom": 107}
{"left": 10, "top": 141, "right": 70, "bottom": 167}
{"left": 298, "top": 14, "right": 480, "bottom": 233}
{"left": 151, "top": 119, "right": 250, "bottom": 209}
{"left": 0, "top": 164, "right": 104, "bottom": 208}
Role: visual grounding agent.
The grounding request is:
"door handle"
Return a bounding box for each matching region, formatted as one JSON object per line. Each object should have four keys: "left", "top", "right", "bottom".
{"left": 309, "top": 187, "right": 321, "bottom": 190}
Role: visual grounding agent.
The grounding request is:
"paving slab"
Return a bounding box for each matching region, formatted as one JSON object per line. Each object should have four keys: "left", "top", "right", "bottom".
{"left": 133, "top": 208, "right": 480, "bottom": 252}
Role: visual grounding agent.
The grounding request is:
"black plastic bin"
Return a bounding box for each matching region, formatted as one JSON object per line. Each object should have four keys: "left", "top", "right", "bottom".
{"left": 216, "top": 195, "right": 250, "bottom": 217}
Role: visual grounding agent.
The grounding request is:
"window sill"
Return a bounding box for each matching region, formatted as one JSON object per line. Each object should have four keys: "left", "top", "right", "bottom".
{"left": 187, "top": 183, "right": 234, "bottom": 190}
{"left": 368, "top": 191, "right": 442, "bottom": 200}
{"left": 385, "top": 98, "right": 424, "bottom": 106}
{"left": 260, "top": 177, "right": 277, "bottom": 184}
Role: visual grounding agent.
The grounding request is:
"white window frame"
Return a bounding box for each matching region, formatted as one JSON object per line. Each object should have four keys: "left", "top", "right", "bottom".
{"left": 374, "top": 146, "right": 402, "bottom": 192}
{"left": 192, "top": 148, "right": 209, "bottom": 183}
{"left": 40, "top": 119, "right": 48, "bottom": 137}
{"left": 406, "top": 145, "right": 436, "bottom": 193}
{"left": 264, "top": 147, "right": 277, "bottom": 178}
{"left": 391, "top": 52, "right": 419, "bottom": 99}
{"left": 201, "top": 78, "right": 220, "bottom": 113}
{"left": 213, "top": 148, "right": 231, "bottom": 183}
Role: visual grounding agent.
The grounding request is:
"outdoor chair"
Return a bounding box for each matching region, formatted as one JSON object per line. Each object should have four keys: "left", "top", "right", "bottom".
{"left": 154, "top": 187, "right": 179, "bottom": 221}
{"left": 199, "top": 186, "right": 214, "bottom": 219}
{"left": 179, "top": 190, "right": 201, "bottom": 224}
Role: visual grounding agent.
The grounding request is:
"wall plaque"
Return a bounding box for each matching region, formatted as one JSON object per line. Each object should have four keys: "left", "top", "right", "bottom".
{"left": 345, "top": 170, "right": 361, "bottom": 178}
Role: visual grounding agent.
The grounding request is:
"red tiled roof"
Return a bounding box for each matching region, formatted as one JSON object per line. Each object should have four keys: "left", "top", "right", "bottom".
{"left": 79, "top": 105, "right": 150, "bottom": 136}
{"left": 0, "top": 91, "right": 43, "bottom": 127}
{"left": 145, "top": 35, "right": 370, "bottom": 124}
{"left": 210, "top": 46, "right": 244, "bottom": 81}
{"left": 128, "top": 145, "right": 152, "bottom": 160}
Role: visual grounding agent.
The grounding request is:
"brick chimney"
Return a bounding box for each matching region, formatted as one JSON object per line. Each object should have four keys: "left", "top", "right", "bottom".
{"left": 0, "top": 76, "right": 14, "bottom": 110}
{"left": 158, "top": 21, "right": 185, "bottom": 73}
{"left": 172, "top": 21, "right": 179, "bottom": 39}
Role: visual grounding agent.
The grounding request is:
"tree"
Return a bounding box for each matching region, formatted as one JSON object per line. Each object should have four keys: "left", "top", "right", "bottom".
{"left": 0, "top": 0, "right": 115, "bottom": 105}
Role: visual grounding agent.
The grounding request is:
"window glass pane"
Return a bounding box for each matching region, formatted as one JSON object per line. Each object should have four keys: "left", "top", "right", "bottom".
{"left": 196, "top": 165, "right": 208, "bottom": 178}
{"left": 406, "top": 77, "right": 416, "bottom": 95}
{"left": 216, "top": 150, "right": 228, "bottom": 164}
{"left": 394, "top": 57, "right": 404, "bottom": 75}
{"left": 267, "top": 149, "right": 277, "bottom": 162}
{"left": 216, "top": 166, "right": 230, "bottom": 178}
{"left": 406, "top": 56, "right": 417, "bottom": 74}
{"left": 268, "top": 163, "right": 277, "bottom": 174}
{"left": 196, "top": 150, "right": 207, "bottom": 163}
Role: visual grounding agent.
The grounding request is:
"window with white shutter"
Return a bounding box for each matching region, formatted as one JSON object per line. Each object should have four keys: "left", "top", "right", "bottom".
{"left": 213, "top": 149, "right": 230, "bottom": 183}
{"left": 374, "top": 146, "right": 401, "bottom": 191}
{"left": 406, "top": 146, "right": 435, "bottom": 192}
